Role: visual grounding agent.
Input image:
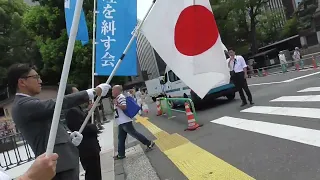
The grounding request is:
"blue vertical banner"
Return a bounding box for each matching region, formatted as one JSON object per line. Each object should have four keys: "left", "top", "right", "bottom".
{"left": 95, "top": 0, "right": 137, "bottom": 76}
{"left": 64, "top": 0, "right": 89, "bottom": 45}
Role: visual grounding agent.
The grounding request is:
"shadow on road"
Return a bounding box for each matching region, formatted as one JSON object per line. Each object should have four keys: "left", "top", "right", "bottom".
{"left": 171, "top": 98, "right": 235, "bottom": 112}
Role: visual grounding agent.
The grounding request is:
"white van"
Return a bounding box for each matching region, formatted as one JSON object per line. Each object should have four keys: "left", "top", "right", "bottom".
{"left": 161, "top": 46, "right": 237, "bottom": 107}
{"left": 145, "top": 76, "right": 166, "bottom": 102}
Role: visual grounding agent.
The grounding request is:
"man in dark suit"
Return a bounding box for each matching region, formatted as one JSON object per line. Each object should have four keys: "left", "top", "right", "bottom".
{"left": 64, "top": 84, "right": 102, "bottom": 180}
{"left": 7, "top": 64, "right": 110, "bottom": 180}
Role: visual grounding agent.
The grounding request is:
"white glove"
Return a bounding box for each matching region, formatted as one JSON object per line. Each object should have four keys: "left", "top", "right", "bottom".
{"left": 70, "top": 131, "right": 83, "bottom": 146}
{"left": 97, "top": 83, "right": 111, "bottom": 96}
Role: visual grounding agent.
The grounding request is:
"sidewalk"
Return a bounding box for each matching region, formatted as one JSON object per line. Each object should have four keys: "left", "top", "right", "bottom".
{"left": 6, "top": 120, "right": 115, "bottom": 180}
{"left": 113, "top": 118, "right": 160, "bottom": 180}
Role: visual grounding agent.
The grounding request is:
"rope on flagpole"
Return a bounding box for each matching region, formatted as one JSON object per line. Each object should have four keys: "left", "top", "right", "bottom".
{"left": 79, "top": 0, "right": 157, "bottom": 133}
{"left": 46, "top": 0, "right": 84, "bottom": 155}
{"left": 91, "top": 0, "right": 97, "bottom": 124}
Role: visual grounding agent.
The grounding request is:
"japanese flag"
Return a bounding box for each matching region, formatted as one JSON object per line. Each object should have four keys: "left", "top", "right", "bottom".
{"left": 141, "top": 0, "right": 230, "bottom": 98}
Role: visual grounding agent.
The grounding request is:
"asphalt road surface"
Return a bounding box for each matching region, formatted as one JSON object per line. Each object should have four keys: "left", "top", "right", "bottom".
{"left": 133, "top": 69, "right": 320, "bottom": 180}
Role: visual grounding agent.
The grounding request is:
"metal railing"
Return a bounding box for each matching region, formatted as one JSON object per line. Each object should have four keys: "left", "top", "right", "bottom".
{"left": 157, "top": 97, "right": 198, "bottom": 122}
{"left": 0, "top": 133, "right": 34, "bottom": 170}
{"left": 250, "top": 55, "right": 320, "bottom": 77}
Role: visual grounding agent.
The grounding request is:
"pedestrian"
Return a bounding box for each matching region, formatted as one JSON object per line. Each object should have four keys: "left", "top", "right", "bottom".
{"left": 227, "top": 49, "right": 254, "bottom": 107}
{"left": 292, "top": 47, "right": 301, "bottom": 70}
{"left": 141, "top": 95, "right": 149, "bottom": 115}
{"left": 135, "top": 88, "right": 142, "bottom": 115}
{"left": 112, "top": 85, "right": 155, "bottom": 160}
{"left": 0, "top": 153, "right": 59, "bottom": 180}
{"left": 64, "top": 84, "right": 102, "bottom": 180}
{"left": 7, "top": 63, "right": 110, "bottom": 180}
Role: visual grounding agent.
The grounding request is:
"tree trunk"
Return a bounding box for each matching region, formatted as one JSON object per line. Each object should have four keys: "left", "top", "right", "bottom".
{"left": 250, "top": 8, "right": 258, "bottom": 54}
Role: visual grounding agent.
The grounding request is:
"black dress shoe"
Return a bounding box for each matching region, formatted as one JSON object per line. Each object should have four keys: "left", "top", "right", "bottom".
{"left": 240, "top": 103, "right": 247, "bottom": 107}
{"left": 250, "top": 102, "right": 254, "bottom": 105}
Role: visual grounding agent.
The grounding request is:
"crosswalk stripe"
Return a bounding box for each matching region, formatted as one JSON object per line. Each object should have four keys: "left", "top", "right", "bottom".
{"left": 241, "top": 106, "right": 320, "bottom": 119}
{"left": 298, "top": 87, "right": 320, "bottom": 92}
{"left": 211, "top": 116, "right": 320, "bottom": 147}
{"left": 270, "top": 95, "right": 320, "bottom": 102}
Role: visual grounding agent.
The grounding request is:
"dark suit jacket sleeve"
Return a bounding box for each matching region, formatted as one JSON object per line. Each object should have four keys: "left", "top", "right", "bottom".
{"left": 66, "top": 108, "right": 98, "bottom": 135}
{"left": 22, "top": 91, "right": 89, "bottom": 119}
{"left": 65, "top": 108, "right": 82, "bottom": 132}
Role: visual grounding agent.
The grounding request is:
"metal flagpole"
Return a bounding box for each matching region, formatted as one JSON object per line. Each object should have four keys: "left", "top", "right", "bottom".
{"left": 91, "top": 0, "right": 97, "bottom": 124}
{"left": 79, "top": 0, "right": 156, "bottom": 133}
{"left": 46, "top": 0, "right": 84, "bottom": 155}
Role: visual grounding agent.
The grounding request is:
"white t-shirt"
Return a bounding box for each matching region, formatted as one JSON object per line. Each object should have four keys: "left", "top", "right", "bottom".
{"left": 135, "top": 91, "right": 142, "bottom": 100}
{"left": 227, "top": 55, "right": 248, "bottom": 73}
{"left": 0, "top": 169, "right": 10, "bottom": 180}
{"left": 115, "top": 94, "right": 133, "bottom": 125}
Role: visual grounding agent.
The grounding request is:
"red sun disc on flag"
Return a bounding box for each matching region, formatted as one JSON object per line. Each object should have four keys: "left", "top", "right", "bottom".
{"left": 174, "top": 5, "right": 219, "bottom": 56}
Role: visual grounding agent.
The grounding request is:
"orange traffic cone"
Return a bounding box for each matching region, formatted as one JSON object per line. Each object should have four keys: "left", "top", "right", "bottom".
{"left": 156, "top": 100, "right": 162, "bottom": 116}
{"left": 184, "top": 102, "right": 200, "bottom": 131}
{"left": 262, "top": 69, "right": 268, "bottom": 76}
{"left": 312, "top": 56, "right": 317, "bottom": 69}
{"left": 295, "top": 63, "right": 300, "bottom": 71}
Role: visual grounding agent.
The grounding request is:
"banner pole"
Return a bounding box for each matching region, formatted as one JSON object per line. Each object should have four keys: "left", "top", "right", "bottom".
{"left": 46, "top": 0, "right": 84, "bottom": 155}
{"left": 79, "top": 0, "right": 156, "bottom": 133}
{"left": 91, "top": 0, "right": 97, "bottom": 124}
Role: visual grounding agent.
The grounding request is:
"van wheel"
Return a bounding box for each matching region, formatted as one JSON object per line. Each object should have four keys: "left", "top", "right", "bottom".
{"left": 226, "top": 93, "right": 235, "bottom": 100}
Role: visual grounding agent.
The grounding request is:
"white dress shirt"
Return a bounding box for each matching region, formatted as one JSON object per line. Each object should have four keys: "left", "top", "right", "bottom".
{"left": 228, "top": 55, "right": 248, "bottom": 73}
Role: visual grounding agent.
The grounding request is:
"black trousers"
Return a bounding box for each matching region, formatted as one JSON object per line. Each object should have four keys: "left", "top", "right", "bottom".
{"left": 80, "top": 154, "right": 102, "bottom": 180}
{"left": 233, "top": 71, "right": 252, "bottom": 103}
{"left": 53, "top": 168, "right": 79, "bottom": 180}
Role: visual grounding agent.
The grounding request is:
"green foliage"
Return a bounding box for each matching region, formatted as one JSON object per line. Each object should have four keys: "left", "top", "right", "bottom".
{"left": 257, "top": 10, "right": 284, "bottom": 44}
{"left": 296, "top": 0, "right": 317, "bottom": 30}
{"left": 22, "top": 0, "right": 125, "bottom": 89}
{"left": 281, "top": 17, "right": 298, "bottom": 38}
{"left": 211, "top": 0, "right": 270, "bottom": 53}
{"left": 0, "top": 0, "right": 40, "bottom": 84}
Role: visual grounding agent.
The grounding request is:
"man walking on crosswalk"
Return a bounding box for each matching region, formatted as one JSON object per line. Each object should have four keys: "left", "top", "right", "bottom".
{"left": 227, "top": 48, "right": 254, "bottom": 107}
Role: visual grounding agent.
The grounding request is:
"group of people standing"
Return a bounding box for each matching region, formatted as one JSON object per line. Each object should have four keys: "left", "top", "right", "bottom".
{"left": 0, "top": 63, "right": 154, "bottom": 180}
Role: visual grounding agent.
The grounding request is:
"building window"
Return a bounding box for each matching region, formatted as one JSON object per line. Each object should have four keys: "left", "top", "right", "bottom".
{"left": 168, "top": 70, "right": 180, "bottom": 82}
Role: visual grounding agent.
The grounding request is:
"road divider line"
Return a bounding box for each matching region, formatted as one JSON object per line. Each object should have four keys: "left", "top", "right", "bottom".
{"left": 135, "top": 116, "right": 254, "bottom": 180}
{"left": 270, "top": 95, "right": 320, "bottom": 102}
{"left": 211, "top": 116, "right": 320, "bottom": 147}
{"left": 241, "top": 106, "right": 320, "bottom": 119}
{"left": 298, "top": 87, "right": 320, "bottom": 92}
{"left": 249, "top": 70, "right": 320, "bottom": 87}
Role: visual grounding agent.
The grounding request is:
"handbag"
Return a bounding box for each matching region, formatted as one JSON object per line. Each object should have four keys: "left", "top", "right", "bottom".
{"left": 123, "top": 96, "right": 141, "bottom": 118}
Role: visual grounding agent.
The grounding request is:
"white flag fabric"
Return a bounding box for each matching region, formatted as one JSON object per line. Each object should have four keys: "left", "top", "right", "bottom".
{"left": 141, "top": 0, "right": 230, "bottom": 98}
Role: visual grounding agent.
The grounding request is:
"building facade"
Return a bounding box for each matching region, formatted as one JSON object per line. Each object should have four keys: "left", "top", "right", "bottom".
{"left": 124, "top": 28, "right": 166, "bottom": 89}
{"left": 136, "top": 30, "right": 166, "bottom": 80}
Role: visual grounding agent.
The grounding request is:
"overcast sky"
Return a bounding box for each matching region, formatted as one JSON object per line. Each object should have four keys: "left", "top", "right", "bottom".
{"left": 137, "top": 0, "right": 153, "bottom": 19}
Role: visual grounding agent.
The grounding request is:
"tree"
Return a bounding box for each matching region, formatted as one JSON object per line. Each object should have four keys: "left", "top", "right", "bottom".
{"left": 211, "top": 0, "right": 269, "bottom": 54}
{"left": 281, "top": 16, "right": 299, "bottom": 38}
{"left": 23, "top": 0, "right": 126, "bottom": 90}
{"left": 0, "top": 0, "right": 40, "bottom": 85}
{"left": 257, "top": 11, "right": 284, "bottom": 44}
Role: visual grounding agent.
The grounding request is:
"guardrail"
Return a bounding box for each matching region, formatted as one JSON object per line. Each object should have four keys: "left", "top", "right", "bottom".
{"left": 250, "top": 55, "right": 320, "bottom": 77}
{"left": 0, "top": 133, "right": 34, "bottom": 170}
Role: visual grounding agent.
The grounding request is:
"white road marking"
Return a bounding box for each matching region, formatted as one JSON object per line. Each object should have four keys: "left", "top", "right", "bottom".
{"left": 284, "top": 71, "right": 320, "bottom": 82}
{"left": 270, "top": 95, "right": 320, "bottom": 102}
{"left": 241, "top": 106, "right": 320, "bottom": 119}
{"left": 248, "top": 71, "right": 320, "bottom": 87}
{"left": 211, "top": 116, "right": 320, "bottom": 147}
{"left": 298, "top": 87, "right": 320, "bottom": 92}
{"left": 249, "top": 81, "right": 283, "bottom": 87}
